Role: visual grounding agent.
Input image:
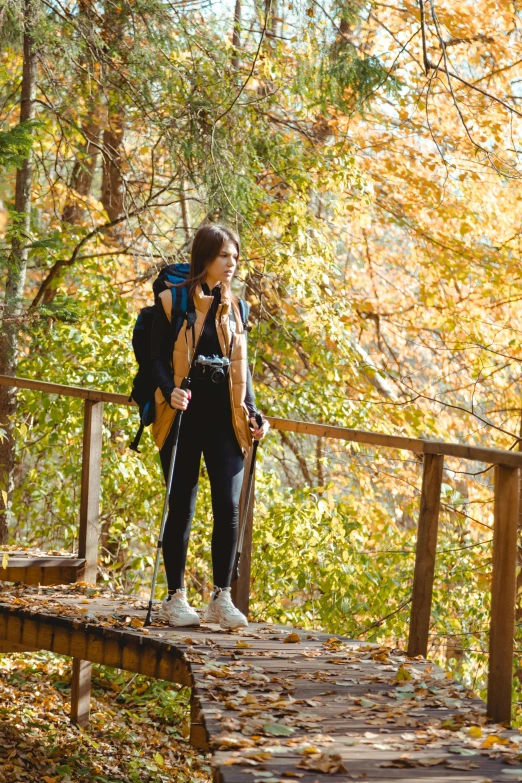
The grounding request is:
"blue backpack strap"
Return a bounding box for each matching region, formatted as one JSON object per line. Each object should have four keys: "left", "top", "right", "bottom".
{"left": 170, "top": 284, "right": 190, "bottom": 341}
{"left": 238, "top": 299, "right": 250, "bottom": 331}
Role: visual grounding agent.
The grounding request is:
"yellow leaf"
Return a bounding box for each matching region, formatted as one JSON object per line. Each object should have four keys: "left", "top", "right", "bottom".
{"left": 154, "top": 752, "right": 164, "bottom": 766}
{"left": 236, "top": 641, "right": 252, "bottom": 648}
{"left": 395, "top": 665, "right": 413, "bottom": 683}
{"left": 1, "top": 552, "right": 8, "bottom": 570}
{"left": 43, "top": 777, "right": 58, "bottom": 783}
{"left": 284, "top": 632, "right": 301, "bottom": 644}
{"left": 481, "top": 735, "right": 510, "bottom": 748}
{"left": 468, "top": 726, "right": 482, "bottom": 738}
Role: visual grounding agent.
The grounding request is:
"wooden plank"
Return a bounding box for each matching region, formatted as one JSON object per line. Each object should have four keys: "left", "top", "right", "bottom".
{"left": 423, "top": 439, "right": 522, "bottom": 468}
{"left": 70, "top": 659, "right": 92, "bottom": 727}
{"left": 487, "top": 464, "right": 519, "bottom": 724}
{"left": 0, "top": 373, "right": 133, "bottom": 405}
{"left": 407, "top": 453, "right": 444, "bottom": 657}
{"left": 190, "top": 692, "right": 209, "bottom": 751}
{"left": 231, "top": 447, "right": 256, "bottom": 616}
{"left": 79, "top": 399, "right": 103, "bottom": 583}
{"left": 0, "top": 640, "right": 38, "bottom": 653}
{"left": 0, "top": 554, "right": 85, "bottom": 567}
{"left": 266, "top": 416, "right": 426, "bottom": 454}
{"left": 0, "top": 557, "right": 85, "bottom": 585}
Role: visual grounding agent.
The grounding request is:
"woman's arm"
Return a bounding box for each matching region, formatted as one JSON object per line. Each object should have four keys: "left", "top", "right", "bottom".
{"left": 151, "top": 301, "right": 176, "bottom": 404}
{"left": 244, "top": 365, "right": 258, "bottom": 418}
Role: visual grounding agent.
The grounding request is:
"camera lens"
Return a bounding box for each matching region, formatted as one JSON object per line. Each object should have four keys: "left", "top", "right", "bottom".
{"left": 211, "top": 368, "right": 225, "bottom": 383}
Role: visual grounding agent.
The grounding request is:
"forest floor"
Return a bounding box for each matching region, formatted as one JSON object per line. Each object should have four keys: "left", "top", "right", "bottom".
{"left": 0, "top": 650, "right": 212, "bottom": 783}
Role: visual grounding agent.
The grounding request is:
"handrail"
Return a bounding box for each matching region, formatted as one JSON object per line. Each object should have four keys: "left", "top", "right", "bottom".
{"left": 0, "top": 374, "right": 133, "bottom": 405}
{"left": 2, "top": 374, "right": 522, "bottom": 466}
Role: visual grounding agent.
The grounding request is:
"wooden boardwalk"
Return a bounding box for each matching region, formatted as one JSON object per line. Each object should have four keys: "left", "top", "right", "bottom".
{"left": 0, "top": 583, "right": 520, "bottom": 783}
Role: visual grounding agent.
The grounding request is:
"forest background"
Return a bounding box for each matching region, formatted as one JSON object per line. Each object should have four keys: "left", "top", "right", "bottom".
{"left": 1, "top": 0, "right": 522, "bottom": 723}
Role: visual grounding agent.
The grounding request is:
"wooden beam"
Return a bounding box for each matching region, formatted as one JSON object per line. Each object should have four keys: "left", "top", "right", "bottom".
{"left": 487, "top": 465, "right": 519, "bottom": 724}
{"left": 0, "top": 606, "right": 191, "bottom": 686}
{"left": 231, "top": 447, "right": 256, "bottom": 616}
{"left": 79, "top": 399, "right": 103, "bottom": 583}
{"left": 0, "top": 556, "right": 85, "bottom": 585}
{"left": 267, "top": 416, "right": 425, "bottom": 454}
{"left": 0, "top": 373, "right": 133, "bottom": 405}
{"left": 407, "top": 453, "right": 444, "bottom": 658}
{"left": 70, "top": 659, "right": 92, "bottom": 727}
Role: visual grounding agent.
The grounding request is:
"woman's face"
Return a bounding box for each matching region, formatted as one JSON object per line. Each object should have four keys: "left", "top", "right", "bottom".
{"left": 205, "top": 239, "right": 238, "bottom": 286}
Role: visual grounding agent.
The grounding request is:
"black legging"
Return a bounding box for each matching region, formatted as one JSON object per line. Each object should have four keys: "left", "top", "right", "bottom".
{"left": 159, "top": 377, "right": 245, "bottom": 592}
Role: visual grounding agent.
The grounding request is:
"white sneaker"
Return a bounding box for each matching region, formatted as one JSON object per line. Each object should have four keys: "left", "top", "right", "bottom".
{"left": 158, "top": 589, "right": 200, "bottom": 627}
{"left": 204, "top": 586, "right": 248, "bottom": 629}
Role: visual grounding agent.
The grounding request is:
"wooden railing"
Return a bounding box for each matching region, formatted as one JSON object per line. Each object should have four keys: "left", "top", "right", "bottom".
{"left": 1, "top": 374, "right": 520, "bottom": 723}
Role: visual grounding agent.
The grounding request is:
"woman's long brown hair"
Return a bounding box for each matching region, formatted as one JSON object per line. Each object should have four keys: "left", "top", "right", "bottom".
{"left": 179, "top": 223, "right": 240, "bottom": 301}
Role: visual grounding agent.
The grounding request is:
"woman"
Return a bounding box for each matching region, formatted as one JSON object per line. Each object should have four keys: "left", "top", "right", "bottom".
{"left": 150, "top": 224, "right": 269, "bottom": 629}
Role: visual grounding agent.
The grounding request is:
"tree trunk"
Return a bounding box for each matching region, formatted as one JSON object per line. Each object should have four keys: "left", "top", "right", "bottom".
{"left": 40, "top": 116, "right": 102, "bottom": 305}
{"left": 232, "top": 0, "right": 241, "bottom": 72}
{"left": 62, "top": 119, "right": 101, "bottom": 227}
{"left": 513, "top": 411, "right": 522, "bottom": 684}
{"left": 101, "top": 106, "right": 125, "bottom": 222}
{"left": 0, "top": 0, "right": 37, "bottom": 544}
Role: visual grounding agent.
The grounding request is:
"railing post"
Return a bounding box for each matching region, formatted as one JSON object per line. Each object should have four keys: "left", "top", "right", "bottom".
{"left": 487, "top": 464, "right": 519, "bottom": 724}
{"left": 78, "top": 399, "right": 104, "bottom": 583}
{"left": 231, "top": 446, "right": 256, "bottom": 617}
{"left": 72, "top": 398, "right": 103, "bottom": 728}
{"left": 407, "top": 453, "right": 444, "bottom": 657}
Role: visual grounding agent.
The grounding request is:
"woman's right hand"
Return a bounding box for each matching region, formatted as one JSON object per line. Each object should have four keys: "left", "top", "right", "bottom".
{"left": 170, "top": 387, "right": 192, "bottom": 410}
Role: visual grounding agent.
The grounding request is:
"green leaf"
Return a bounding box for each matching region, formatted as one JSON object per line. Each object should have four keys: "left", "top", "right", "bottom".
{"left": 263, "top": 722, "right": 296, "bottom": 736}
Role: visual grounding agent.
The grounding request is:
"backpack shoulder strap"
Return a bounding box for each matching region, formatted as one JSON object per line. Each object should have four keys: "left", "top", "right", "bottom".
{"left": 159, "top": 289, "right": 172, "bottom": 322}
{"left": 238, "top": 299, "right": 250, "bottom": 331}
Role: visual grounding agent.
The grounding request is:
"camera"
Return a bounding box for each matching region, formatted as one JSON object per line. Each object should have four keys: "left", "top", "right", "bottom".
{"left": 193, "top": 354, "right": 231, "bottom": 383}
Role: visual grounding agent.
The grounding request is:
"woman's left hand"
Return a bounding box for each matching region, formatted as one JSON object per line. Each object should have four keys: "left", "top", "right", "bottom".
{"left": 250, "top": 417, "right": 270, "bottom": 440}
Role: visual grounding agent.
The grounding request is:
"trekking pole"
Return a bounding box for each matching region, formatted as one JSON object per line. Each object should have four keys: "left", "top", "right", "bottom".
{"left": 144, "top": 377, "right": 191, "bottom": 627}
{"left": 232, "top": 412, "right": 264, "bottom": 583}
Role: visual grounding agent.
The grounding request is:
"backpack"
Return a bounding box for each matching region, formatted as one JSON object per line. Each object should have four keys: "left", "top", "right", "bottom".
{"left": 129, "top": 262, "right": 250, "bottom": 452}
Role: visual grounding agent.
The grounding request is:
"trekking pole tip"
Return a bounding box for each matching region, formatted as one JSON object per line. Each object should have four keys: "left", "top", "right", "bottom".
{"left": 144, "top": 602, "right": 153, "bottom": 627}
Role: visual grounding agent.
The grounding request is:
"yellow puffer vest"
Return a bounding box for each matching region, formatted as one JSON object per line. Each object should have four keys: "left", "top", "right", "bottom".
{"left": 152, "top": 283, "right": 254, "bottom": 456}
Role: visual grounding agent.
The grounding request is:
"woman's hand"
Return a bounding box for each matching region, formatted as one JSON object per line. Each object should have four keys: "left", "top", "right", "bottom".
{"left": 250, "top": 416, "right": 270, "bottom": 440}
{"left": 170, "top": 387, "right": 192, "bottom": 411}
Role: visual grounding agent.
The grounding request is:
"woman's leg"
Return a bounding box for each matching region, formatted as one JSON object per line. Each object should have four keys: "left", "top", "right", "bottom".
{"left": 203, "top": 424, "right": 245, "bottom": 588}
{"left": 159, "top": 413, "right": 202, "bottom": 593}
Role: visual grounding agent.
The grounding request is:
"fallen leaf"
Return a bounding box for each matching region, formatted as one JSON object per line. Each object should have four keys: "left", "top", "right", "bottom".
{"left": 284, "top": 633, "right": 301, "bottom": 644}
{"left": 263, "top": 722, "right": 296, "bottom": 736}
{"left": 395, "top": 666, "right": 413, "bottom": 683}
{"left": 297, "top": 752, "right": 348, "bottom": 774}
{"left": 469, "top": 726, "right": 483, "bottom": 738}
{"left": 482, "top": 735, "right": 511, "bottom": 748}
{"left": 447, "top": 759, "right": 480, "bottom": 770}
{"left": 1, "top": 552, "right": 7, "bottom": 570}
